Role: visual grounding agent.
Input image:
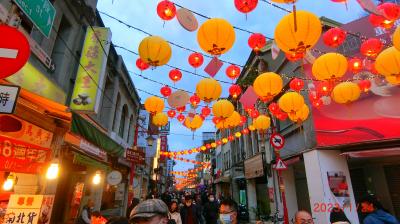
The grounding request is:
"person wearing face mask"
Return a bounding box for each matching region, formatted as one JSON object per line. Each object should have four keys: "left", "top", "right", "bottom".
{"left": 180, "top": 195, "right": 201, "bottom": 224}
{"left": 203, "top": 194, "right": 219, "bottom": 224}
{"left": 219, "top": 198, "right": 238, "bottom": 224}
{"left": 129, "top": 199, "right": 169, "bottom": 224}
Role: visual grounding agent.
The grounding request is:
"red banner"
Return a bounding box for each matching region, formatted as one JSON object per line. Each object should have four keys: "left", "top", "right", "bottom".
{"left": 0, "top": 135, "right": 52, "bottom": 173}
{"left": 159, "top": 135, "right": 168, "bottom": 163}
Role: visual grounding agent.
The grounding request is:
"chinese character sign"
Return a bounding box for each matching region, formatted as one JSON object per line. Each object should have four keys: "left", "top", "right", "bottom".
{"left": 0, "top": 85, "right": 20, "bottom": 114}
{"left": 70, "top": 27, "right": 112, "bottom": 113}
{"left": 3, "top": 195, "right": 48, "bottom": 224}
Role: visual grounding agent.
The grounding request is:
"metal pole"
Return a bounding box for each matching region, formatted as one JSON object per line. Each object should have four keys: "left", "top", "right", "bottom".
{"left": 278, "top": 170, "right": 289, "bottom": 224}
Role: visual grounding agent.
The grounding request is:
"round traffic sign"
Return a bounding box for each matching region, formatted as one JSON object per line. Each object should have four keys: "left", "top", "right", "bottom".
{"left": 270, "top": 133, "right": 285, "bottom": 149}
{"left": 0, "top": 25, "right": 30, "bottom": 79}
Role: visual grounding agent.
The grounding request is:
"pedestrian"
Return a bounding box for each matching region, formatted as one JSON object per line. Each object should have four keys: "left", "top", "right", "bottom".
{"left": 203, "top": 194, "right": 219, "bottom": 224}
{"left": 219, "top": 198, "right": 238, "bottom": 224}
{"left": 293, "top": 210, "right": 314, "bottom": 224}
{"left": 129, "top": 199, "right": 169, "bottom": 224}
{"left": 127, "top": 198, "right": 140, "bottom": 219}
{"left": 169, "top": 201, "right": 182, "bottom": 224}
{"left": 76, "top": 199, "right": 95, "bottom": 224}
{"left": 180, "top": 195, "right": 202, "bottom": 224}
{"left": 359, "top": 195, "right": 399, "bottom": 224}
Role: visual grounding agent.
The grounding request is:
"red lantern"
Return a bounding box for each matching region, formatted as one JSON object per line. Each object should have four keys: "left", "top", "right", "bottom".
{"left": 309, "top": 91, "right": 319, "bottom": 102}
{"left": 360, "top": 38, "right": 383, "bottom": 58}
{"left": 312, "top": 98, "right": 323, "bottom": 108}
{"left": 234, "top": 0, "right": 258, "bottom": 13}
{"left": 250, "top": 110, "right": 259, "bottom": 119}
{"left": 268, "top": 102, "right": 280, "bottom": 114}
{"left": 160, "top": 85, "right": 172, "bottom": 97}
{"left": 177, "top": 114, "right": 185, "bottom": 122}
{"left": 241, "top": 128, "right": 249, "bottom": 135}
{"left": 167, "top": 109, "right": 176, "bottom": 118}
{"left": 240, "top": 115, "right": 247, "bottom": 126}
{"left": 226, "top": 65, "right": 241, "bottom": 80}
{"left": 190, "top": 94, "right": 201, "bottom": 107}
{"left": 358, "top": 80, "right": 371, "bottom": 92}
{"left": 199, "top": 114, "right": 206, "bottom": 121}
{"left": 216, "top": 140, "right": 222, "bottom": 145}
{"left": 348, "top": 58, "right": 363, "bottom": 74}
{"left": 206, "top": 144, "right": 211, "bottom": 149}
{"left": 248, "top": 33, "right": 266, "bottom": 52}
{"left": 157, "top": 0, "right": 176, "bottom": 21}
{"left": 245, "top": 105, "right": 255, "bottom": 114}
{"left": 188, "top": 52, "right": 204, "bottom": 68}
{"left": 317, "top": 81, "right": 332, "bottom": 96}
{"left": 323, "top": 27, "right": 346, "bottom": 48}
{"left": 169, "top": 69, "right": 182, "bottom": 83}
{"left": 212, "top": 117, "right": 222, "bottom": 125}
{"left": 136, "top": 58, "right": 149, "bottom": 71}
{"left": 369, "top": 3, "right": 400, "bottom": 29}
{"left": 276, "top": 112, "right": 288, "bottom": 121}
{"left": 177, "top": 106, "right": 186, "bottom": 113}
{"left": 289, "top": 78, "right": 304, "bottom": 92}
{"left": 285, "top": 52, "right": 304, "bottom": 61}
{"left": 201, "top": 106, "right": 211, "bottom": 117}
{"left": 229, "top": 84, "right": 242, "bottom": 99}
{"left": 228, "top": 136, "right": 235, "bottom": 141}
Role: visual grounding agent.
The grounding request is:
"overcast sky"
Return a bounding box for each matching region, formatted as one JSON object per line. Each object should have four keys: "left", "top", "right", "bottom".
{"left": 98, "top": 0, "right": 366, "bottom": 172}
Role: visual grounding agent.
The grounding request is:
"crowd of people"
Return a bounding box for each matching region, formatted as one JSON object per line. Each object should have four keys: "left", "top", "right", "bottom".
{"left": 75, "top": 192, "right": 399, "bottom": 224}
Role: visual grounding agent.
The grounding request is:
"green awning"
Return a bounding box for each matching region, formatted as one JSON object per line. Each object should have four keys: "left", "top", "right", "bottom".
{"left": 73, "top": 152, "right": 111, "bottom": 171}
{"left": 71, "top": 113, "right": 124, "bottom": 157}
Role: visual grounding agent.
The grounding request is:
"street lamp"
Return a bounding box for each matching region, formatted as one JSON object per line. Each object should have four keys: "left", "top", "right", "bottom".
{"left": 146, "top": 135, "right": 155, "bottom": 147}
{"left": 92, "top": 171, "right": 102, "bottom": 185}
{"left": 3, "top": 173, "right": 15, "bottom": 191}
{"left": 46, "top": 159, "right": 59, "bottom": 180}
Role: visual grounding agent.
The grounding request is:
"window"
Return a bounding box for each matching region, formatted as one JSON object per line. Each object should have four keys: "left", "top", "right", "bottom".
{"left": 127, "top": 115, "right": 134, "bottom": 143}
{"left": 118, "top": 105, "right": 128, "bottom": 138}
{"left": 112, "top": 94, "right": 120, "bottom": 131}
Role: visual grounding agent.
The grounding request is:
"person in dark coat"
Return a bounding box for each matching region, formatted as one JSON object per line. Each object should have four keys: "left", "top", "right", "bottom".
{"left": 203, "top": 194, "right": 219, "bottom": 224}
{"left": 180, "top": 195, "right": 201, "bottom": 224}
{"left": 126, "top": 198, "right": 140, "bottom": 219}
{"left": 359, "top": 195, "right": 399, "bottom": 224}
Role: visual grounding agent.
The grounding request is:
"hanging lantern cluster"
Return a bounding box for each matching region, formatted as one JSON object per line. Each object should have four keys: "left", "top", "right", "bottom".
{"left": 369, "top": 2, "right": 400, "bottom": 29}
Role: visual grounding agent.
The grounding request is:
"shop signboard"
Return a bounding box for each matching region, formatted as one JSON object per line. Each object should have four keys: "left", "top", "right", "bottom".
{"left": 6, "top": 62, "right": 66, "bottom": 104}
{"left": 3, "top": 194, "right": 44, "bottom": 224}
{"left": 0, "top": 85, "right": 20, "bottom": 114}
{"left": 70, "top": 27, "right": 112, "bottom": 114}
{"left": 13, "top": 0, "right": 56, "bottom": 38}
{"left": 159, "top": 135, "right": 167, "bottom": 163}
{"left": 126, "top": 147, "right": 145, "bottom": 165}
{"left": 0, "top": 135, "right": 51, "bottom": 173}
{"left": 244, "top": 153, "right": 264, "bottom": 179}
{"left": 308, "top": 17, "right": 400, "bottom": 147}
{"left": 107, "top": 170, "right": 122, "bottom": 186}
{"left": 80, "top": 139, "right": 107, "bottom": 161}
{"left": 38, "top": 195, "right": 54, "bottom": 224}
{"left": 159, "top": 122, "right": 170, "bottom": 134}
{"left": 0, "top": 115, "right": 53, "bottom": 148}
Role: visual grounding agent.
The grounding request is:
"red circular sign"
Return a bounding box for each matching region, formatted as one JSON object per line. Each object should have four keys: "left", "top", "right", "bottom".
{"left": 0, "top": 25, "right": 30, "bottom": 79}
{"left": 270, "top": 133, "right": 285, "bottom": 150}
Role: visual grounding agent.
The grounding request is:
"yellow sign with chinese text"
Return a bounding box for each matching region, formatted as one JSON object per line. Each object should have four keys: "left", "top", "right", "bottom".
{"left": 70, "top": 27, "right": 112, "bottom": 113}
{"left": 6, "top": 63, "right": 66, "bottom": 104}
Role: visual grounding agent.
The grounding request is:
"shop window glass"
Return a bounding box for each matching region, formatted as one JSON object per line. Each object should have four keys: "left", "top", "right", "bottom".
{"left": 119, "top": 105, "right": 128, "bottom": 138}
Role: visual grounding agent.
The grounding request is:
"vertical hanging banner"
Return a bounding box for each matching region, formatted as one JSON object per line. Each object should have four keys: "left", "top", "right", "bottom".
{"left": 70, "top": 27, "right": 112, "bottom": 114}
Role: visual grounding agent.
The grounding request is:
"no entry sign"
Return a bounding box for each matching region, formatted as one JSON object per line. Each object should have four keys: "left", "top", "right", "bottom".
{"left": 270, "top": 133, "right": 285, "bottom": 150}
{"left": 0, "top": 25, "right": 30, "bottom": 79}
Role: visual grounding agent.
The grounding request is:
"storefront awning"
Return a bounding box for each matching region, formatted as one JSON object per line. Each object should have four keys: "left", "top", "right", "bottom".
{"left": 214, "top": 176, "right": 231, "bottom": 183}
{"left": 73, "top": 152, "right": 110, "bottom": 171}
{"left": 341, "top": 148, "right": 400, "bottom": 158}
{"left": 71, "top": 113, "right": 124, "bottom": 157}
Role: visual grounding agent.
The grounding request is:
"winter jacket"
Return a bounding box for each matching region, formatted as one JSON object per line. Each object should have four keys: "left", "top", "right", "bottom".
{"left": 170, "top": 212, "right": 182, "bottom": 224}
{"left": 180, "top": 204, "right": 201, "bottom": 224}
{"left": 363, "top": 209, "right": 400, "bottom": 224}
{"left": 203, "top": 202, "right": 219, "bottom": 224}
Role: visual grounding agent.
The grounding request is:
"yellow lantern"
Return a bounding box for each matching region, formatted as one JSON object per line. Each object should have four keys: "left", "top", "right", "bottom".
{"left": 152, "top": 113, "right": 169, "bottom": 127}
{"left": 248, "top": 125, "right": 256, "bottom": 131}
{"left": 184, "top": 115, "right": 203, "bottom": 131}
{"left": 288, "top": 104, "right": 309, "bottom": 123}
{"left": 212, "top": 100, "right": 235, "bottom": 119}
{"left": 278, "top": 92, "right": 305, "bottom": 114}
{"left": 222, "top": 138, "right": 229, "bottom": 144}
{"left": 386, "top": 76, "right": 400, "bottom": 85}
{"left": 331, "top": 82, "right": 361, "bottom": 104}
{"left": 211, "top": 142, "right": 217, "bottom": 148}
{"left": 235, "top": 132, "right": 242, "bottom": 138}
{"left": 196, "top": 78, "right": 222, "bottom": 103}
{"left": 223, "top": 111, "right": 241, "bottom": 129}
{"left": 144, "top": 96, "right": 164, "bottom": 114}
{"left": 197, "top": 18, "right": 236, "bottom": 55}
{"left": 393, "top": 26, "right": 400, "bottom": 51}
{"left": 253, "top": 72, "right": 283, "bottom": 102}
{"left": 312, "top": 53, "right": 348, "bottom": 81}
{"left": 375, "top": 47, "right": 400, "bottom": 80}
{"left": 253, "top": 115, "right": 271, "bottom": 132}
{"left": 274, "top": 10, "right": 322, "bottom": 54}
{"left": 138, "top": 36, "right": 172, "bottom": 66}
